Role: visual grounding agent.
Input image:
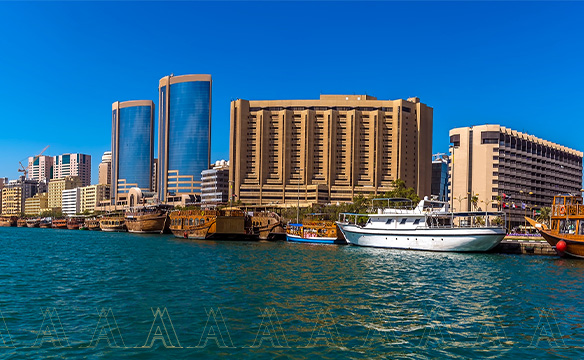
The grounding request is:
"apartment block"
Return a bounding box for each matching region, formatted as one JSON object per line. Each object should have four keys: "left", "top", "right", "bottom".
{"left": 201, "top": 160, "right": 229, "bottom": 205}
{"left": 25, "top": 193, "right": 49, "bottom": 216}
{"left": 0, "top": 176, "right": 42, "bottom": 215}
{"left": 62, "top": 188, "right": 81, "bottom": 216}
{"left": 81, "top": 184, "right": 110, "bottom": 213}
{"left": 449, "top": 124, "right": 583, "bottom": 228}
{"left": 28, "top": 155, "right": 53, "bottom": 183}
{"left": 48, "top": 176, "right": 82, "bottom": 211}
{"left": 0, "top": 178, "right": 6, "bottom": 212}
{"left": 53, "top": 153, "right": 91, "bottom": 187}
{"left": 230, "top": 94, "right": 433, "bottom": 206}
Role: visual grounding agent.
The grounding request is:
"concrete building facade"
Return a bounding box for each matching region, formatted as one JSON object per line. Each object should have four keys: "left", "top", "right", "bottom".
{"left": 111, "top": 101, "right": 154, "bottom": 204}
{"left": 201, "top": 160, "right": 229, "bottom": 205}
{"left": 53, "top": 153, "right": 91, "bottom": 187}
{"left": 449, "top": 124, "right": 583, "bottom": 228}
{"left": 81, "top": 184, "right": 110, "bottom": 213}
{"left": 229, "top": 94, "right": 433, "bottom": 206}
{"left": 62, "top": 188, "right": 81, "bottom": 216}
{"left": 28, "top": 155, "right": 53, "bottom": 183}
{"left": 158, "top": 74, "right": 212, "bottom": 203}
{"left": 1, "top": 177, "right": 42, "bottom": 215}
{"left": 48, "top": 176, "right": 82, "bottom": 211}
{"left": 98, "top": 151, "right": 112, "bottom": 185}
{"left": 25, "top": 193, "right": 49, "bottom": 216}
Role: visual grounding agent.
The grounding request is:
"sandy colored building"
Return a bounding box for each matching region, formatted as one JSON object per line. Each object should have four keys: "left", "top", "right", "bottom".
{"left": 25, "top": 193, "right": 49, "bottom": 216}
{"left": 1, "top": 187, "right": 22, "bottom": 215}
{"left": 229, "top": 94, "right": 433, "bottom": 206}
{"left": 98, "top": 151, "right": 112, "bottom": 185}
{"left": 48, "top": 176, "right": 82, "bottom": 211}
{"left": 449, "top": 124, "right": 583, "bottom": 228}
{"left": 81, "top": 184, "right": 110, "bottom": 213}
{"left": 53, "top": 153, "right": 92, "bottom": 187}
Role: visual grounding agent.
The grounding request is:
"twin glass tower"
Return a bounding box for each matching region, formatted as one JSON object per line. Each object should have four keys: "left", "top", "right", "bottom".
{"left": 111, "top": 74, "right": 212, "bottom": 204}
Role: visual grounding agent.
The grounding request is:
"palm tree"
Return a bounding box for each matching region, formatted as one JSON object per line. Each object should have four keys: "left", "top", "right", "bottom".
{"left": 537, "top": 207, "right": 551, "bottom": 226}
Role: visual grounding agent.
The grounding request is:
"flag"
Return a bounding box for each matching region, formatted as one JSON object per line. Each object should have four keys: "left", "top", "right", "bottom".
{"left": 512, "top": 203, "right": 517, "bottom": 209}
{"left": 503, "top": 202, "right": 508, "bottom": 209}
{"left": 521, "top": 202, "right": 526, "bottom": 210}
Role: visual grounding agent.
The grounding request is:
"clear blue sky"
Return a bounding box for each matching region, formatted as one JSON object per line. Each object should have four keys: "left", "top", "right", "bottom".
{"left": 1, "top": 1, "right": 583, "bottom": 184}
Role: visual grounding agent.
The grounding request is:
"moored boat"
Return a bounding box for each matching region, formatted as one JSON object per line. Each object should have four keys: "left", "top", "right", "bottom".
{"left": 169, "top": 207, "right": 258, "bottom": 240}
{"left": 85, "top": 218, "right": 101, "bottom": 231}
{"left": 17, "top": 218, "right": 27, "bottom": 227}
{"left": 39, "top": 218, "right": 52, "bottom": 228}
{"left": 250, "top": 211, "right": 286, "bottom": 240}
{"left": 526, "top": 194, "right": 584, "bottom": 258}
{"left": 26, "top": 218, "right": 40, "bottom": 228}
{"left": 286, "top": 213, "right": 346, "bottom": 244}
{"left": 0, "top": 216, "right": 18, "bottom": 227}
{"left": 52, "top": 219, "right": 68, "bottom": 229}
{"left": 125, "top": 205, "right": 170, "bottom": 234}
{"left": 337, "top": 197, "right": 506, "bottom": 252}
{"left": 100, "top": 215, "right": 127, "bottom": 232}
{"left": 67, "top": 217, "right": 84, "bottom": 230}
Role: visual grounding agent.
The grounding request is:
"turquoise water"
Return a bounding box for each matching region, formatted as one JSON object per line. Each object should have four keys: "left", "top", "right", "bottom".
{"left": 0, "top": 227, "right": 583, "bottom": 359}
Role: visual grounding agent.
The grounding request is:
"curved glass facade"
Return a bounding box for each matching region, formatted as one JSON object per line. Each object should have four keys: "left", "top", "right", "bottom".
{"left": 115, "top": 105, "right": 153, "bottom": 192}
{"left": 161, "top": 80, "right": 211, "bottom": 196}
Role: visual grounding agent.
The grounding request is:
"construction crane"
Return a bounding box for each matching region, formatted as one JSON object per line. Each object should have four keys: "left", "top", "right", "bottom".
{"left": 18, "top": 145, "right": 50, "bottom": 179}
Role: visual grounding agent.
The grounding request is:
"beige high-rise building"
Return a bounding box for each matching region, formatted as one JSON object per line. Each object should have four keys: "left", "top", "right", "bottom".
{"left": 230, "top": 94, "right": 433, "bottom": 205}
{"left": 81, "top": 184, "right": 110, "bottom": 213}
{"left": 48, "top": 176, "right": 82, "bottom": 211}
{"left": 25, "top": 193, "right": 49, "bottom": 216}
{"left": 98, "top": 151, "right": 112, "bottom": 185}
{"left": 28, "top": 155, "right": 53, "bottom": 183}
{"left": 449, "top": 124, "right": 583, "bottom": 228}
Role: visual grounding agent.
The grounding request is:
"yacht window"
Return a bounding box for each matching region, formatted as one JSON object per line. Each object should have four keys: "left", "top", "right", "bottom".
{"left": 413, "top": 219, "right": 420, "bottom": 225}
{"left": 385, "top": 219, "right": 393, "bottom": 224}
{"left": 400, "top": 218, "right": 407, "bottom": 225}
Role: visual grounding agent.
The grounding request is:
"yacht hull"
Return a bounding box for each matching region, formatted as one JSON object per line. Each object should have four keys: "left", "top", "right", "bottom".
{"left": 337, "top": 224, "right": 505, "bottom": 252}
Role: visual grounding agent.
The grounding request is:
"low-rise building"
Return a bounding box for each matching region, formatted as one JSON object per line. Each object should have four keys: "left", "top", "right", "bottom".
{"left": 25, "top": 193, "right": 49, "bottom": 216}
{"left": 48, "top": 176, "right": 82, "bottom": 211}
{"left": 80, "top": 184, "right": 110, "bottom": 213}
{"left": 1, "top": 176, "right": 42, "bottom": 215}
{"left": 62, "top": 188, "right": 81, "bottom": 216}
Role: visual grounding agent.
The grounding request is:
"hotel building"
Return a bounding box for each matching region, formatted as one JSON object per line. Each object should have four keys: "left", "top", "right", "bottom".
{"left": 27, "top": 155, "right": 53, "bottom": 183}
{"left": 158, "top": 74, "right": 212, "bottom": 203}
{"left": 25, "top": 193, "right": 49, "bottom": 216}
{"left": 229, "top": 95, "right": 433, "bottom": 206}
{"left": 98, "top": 151, "right": 112, "bottom": 185}
{"left": 53, "top": 153, "right": 92, "bottom": 187}
{"left": 111, "top": 101, "right": 154, "bottom": 204}
{"left": 48, "top": 176, "right": 82, "bottom": 211}
{"left": 449, "top": 124, "right": 583, "bottom": 228}
{"left": 80, "top": 184, "right": 110, "bottom": 213}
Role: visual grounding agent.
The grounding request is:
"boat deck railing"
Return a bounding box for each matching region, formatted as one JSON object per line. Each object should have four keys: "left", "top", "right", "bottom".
{"left": 338, "top": 211, "right": 507, "bottom": 229}
{"left": 552, "top": 204, "right": 584, "bottom": 217}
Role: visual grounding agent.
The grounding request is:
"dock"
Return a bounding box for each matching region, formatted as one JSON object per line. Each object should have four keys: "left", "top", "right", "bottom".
{"left": 492, "top": 237, "right": 556, "bottom": 256}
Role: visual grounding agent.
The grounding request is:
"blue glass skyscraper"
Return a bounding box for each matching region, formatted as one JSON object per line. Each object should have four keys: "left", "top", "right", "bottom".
{"left": 111, "top": 100, "right": 154, "bottom": 203}
{"left": 158, "top": 74, "right": 212, "bottom": 202}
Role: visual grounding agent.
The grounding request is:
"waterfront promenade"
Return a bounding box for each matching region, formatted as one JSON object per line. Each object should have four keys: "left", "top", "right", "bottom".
{"left": 0, "top": 226, "right": 582, "bottom": 359}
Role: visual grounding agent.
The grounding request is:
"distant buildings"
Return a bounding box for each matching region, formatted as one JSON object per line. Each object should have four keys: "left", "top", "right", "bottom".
{"left": 111, "top": 100, "right": 154, "bottom": 204}
{"left": 229, "top": 94, "right": 433, "bottom": 206}
{"left": 53, "top": 153, "right": 91, "bottom": 187}
{"left": 24, "top": 193, "right": 48, "bottom": 216}
{"left": 80, "top": 184, "right": 110, "bottom": 213}
{"left": 27, "top": 155, "right": 53, "bottom": 183}
{"left": 0, "top": 176, "right": 43, "bottom": 215}
{"left": 98, "top": 151, "right": 112, "bottom": 185}
{"left": 157, "top": 74, "right": 212, "bottom": 203}
{"left": 47, "top": 176, "right": 82, "bottom": 212}
{"left": 201, "top": 160, "right": 229, "bottom": 205}
{"left": 431, "top": 154, "right": 449, "bottom": 202}
{"left": 449, "top": 124, "right": 583, "bottom": 228}
{"left": 62, "top": 188, "right": 81, "bottom": 216}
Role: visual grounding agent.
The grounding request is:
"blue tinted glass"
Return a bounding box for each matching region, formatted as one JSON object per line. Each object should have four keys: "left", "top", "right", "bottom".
{"left": 158, "top": 86, "right": 166, "bottom": 196}
{"left": 118, "top": 105, "right": 152, "bottom": 190}
{"left": 62, "top": 154, "right": 70, "bottom": 165}
{"left": 168, "top": 81, "right": 210, "bottom": 184}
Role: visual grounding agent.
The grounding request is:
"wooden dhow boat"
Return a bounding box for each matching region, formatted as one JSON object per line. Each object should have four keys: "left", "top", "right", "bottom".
{"left": 287, "top": 213, "right": 346, "bottom": 244}
{"left": 67, "top": 217, "right": 84, "bottom": 230}
{"left": 100, "top": 214, "right": 127, "bottom": 232}
{"left": 26, "top": 218, "right": 40, "bottom": 228}
{"left": 52, "top": 219, "right": 68, "bottom": 229}
{"left": 125, "top": 205, "right": 170, "bottom": 234}
{"left": 526, "top": 194, "right": 584, "bottom": 258}
{"left": 249, "top": 210, "right": 286, "bottom": 240}
{"left": 0, "top": 216, "right": 17, "bottom": 227}
{"left": 39, "top": 218, "right": 52, "bottom": 228}
{"left": 85, "top": 218, "right": 101, "bottom": 231}
{"left": 169, "top": 207, "right": 259, "bottom": 240}
{"left": 17, "top": 218, "right": 27, "bottom": 227}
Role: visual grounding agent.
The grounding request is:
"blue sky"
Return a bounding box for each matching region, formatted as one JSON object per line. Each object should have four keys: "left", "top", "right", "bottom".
{"left": 1, "top": 1, "right": 583, "bottom": 184}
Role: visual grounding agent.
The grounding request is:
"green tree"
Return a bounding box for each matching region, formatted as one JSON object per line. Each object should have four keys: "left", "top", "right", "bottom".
{"left": 537, "top": 207, "right": 551, "bottom": 226}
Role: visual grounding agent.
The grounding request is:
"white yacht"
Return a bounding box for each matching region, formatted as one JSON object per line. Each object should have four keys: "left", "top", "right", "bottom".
{"left": 336, "top": 197, "right": 506, "bottom": 252}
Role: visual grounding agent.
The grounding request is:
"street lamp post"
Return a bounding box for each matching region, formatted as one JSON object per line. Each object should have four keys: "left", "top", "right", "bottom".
{"left": 519, "top": 190, "right": 534, "bottom": 232}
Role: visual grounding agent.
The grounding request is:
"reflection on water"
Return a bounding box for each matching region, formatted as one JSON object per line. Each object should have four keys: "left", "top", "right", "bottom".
{"left": 1, "top": 227, "right": 584, "bottom": 358}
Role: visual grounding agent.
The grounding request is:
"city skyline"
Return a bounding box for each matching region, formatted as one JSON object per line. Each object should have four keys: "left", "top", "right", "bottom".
{"left": 1, "top": 2, "right": 584, "bottom": 185}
